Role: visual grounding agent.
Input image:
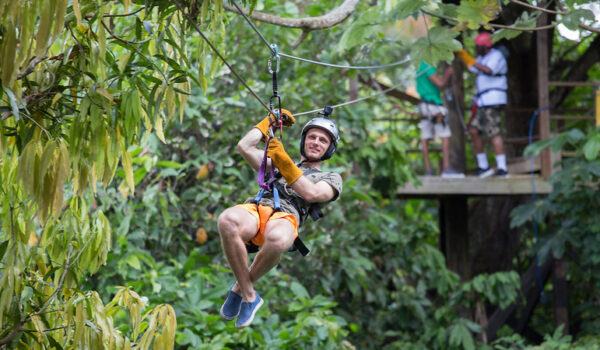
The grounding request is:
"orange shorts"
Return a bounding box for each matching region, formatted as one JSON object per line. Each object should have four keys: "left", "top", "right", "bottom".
{"left": 235, "top": 203, "right": 298, "bottom": 247}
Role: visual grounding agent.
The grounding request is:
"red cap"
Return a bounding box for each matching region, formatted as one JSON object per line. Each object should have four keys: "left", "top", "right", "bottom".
{"left": 474, "top": 32, "right": 492, "bottom": 47}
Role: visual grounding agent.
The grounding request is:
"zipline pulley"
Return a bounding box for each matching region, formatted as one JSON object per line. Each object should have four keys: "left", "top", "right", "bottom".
{"left": 267, "top": 44, "right": 280, "bottom": 74}
{"left": 319, "top": 105, "right": 333, "bottom": 118}
{"left": 267, "top": 44, "right": 283, "bottom": 138}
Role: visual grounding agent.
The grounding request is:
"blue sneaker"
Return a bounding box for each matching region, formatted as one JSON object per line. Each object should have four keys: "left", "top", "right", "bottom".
{"left": 235, "top": 293, "right": 264, "bottom": 329}
{"left": 220, "top": 285, "right": 242, "bottom": 321}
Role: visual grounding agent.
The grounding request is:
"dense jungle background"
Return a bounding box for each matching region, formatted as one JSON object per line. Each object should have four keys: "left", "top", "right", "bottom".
{"left": 1, "top": 0, "right": 600, "bottom": 348}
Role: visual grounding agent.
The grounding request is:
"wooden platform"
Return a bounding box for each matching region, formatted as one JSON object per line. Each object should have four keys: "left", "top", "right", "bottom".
{"left": 397, "top": 175, "right": 552, "bottom": 198}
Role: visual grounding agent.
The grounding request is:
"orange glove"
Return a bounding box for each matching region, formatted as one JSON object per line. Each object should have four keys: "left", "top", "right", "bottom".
{"left": 456, "top": 49, "right": 475, "bottom": 67}
{"left": 267, "top": 138, "right": 302, "bottom": 185}
{"left": 254, "top": 108, "right": 295, "bottom": 138}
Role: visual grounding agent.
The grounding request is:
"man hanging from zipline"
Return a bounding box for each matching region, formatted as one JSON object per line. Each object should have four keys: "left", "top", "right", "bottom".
{"left": 217, "top": 107, "right": 343, "bottom": 328}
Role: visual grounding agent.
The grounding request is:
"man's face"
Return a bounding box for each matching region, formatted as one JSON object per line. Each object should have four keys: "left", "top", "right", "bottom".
{"left": 475, "top": 45, "right": 489, "bottom": 56}
{"left": 304, "top": 128, "right": 332, "bottom": 161}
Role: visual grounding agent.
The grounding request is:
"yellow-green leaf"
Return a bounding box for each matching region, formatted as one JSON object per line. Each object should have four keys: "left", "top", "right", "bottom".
{"left": 35, "top": 1, "right": 54, "bottom": 57}
{"left": 53, "top": 0, "right": 69, "bottom": 41}
{"left": 73, "top": 0, "right": 83, "bottom": 27}
{"left": 96, "top": 87, "right": 113, "bottom": 102}
{"left": 155, "top": 113, "right": 165, "bottom": 143}
{"left": 120, "top": 142, "right": 134, "bottom": 195}
{"left": 118, "top": 52, "right": 132, "bottom": 74}
{"left": 30, "top": 315, "right": 46, "bottom": 343}
{"left": 51, "top": 93, "right": 63, "bottom": 106}
{"left": 1, "top": 22, "right": 17, "bottom": 88}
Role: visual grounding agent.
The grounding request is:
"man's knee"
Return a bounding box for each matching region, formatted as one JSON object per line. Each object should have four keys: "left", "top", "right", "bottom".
{"left": 263, "top": 229, "right": 294, "bottom": 252}
{"left": 218, "top": 208, "right": 250, "bottom": 238}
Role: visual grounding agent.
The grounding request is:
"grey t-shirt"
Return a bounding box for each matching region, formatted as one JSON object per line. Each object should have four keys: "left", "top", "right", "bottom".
{"left": 244, "top": 164, "right": 343, "bottom": 223}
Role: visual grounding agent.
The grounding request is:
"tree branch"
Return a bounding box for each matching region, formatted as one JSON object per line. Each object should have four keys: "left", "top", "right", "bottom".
{"left": 423, "top": 9, "right": 558, "bottom": 32}
{"left": 224, "top": 0, "right": 359, "bottom": 29}
{"left": 17, "top": 56, "right": 49, "bottom": 80}
{"left": 579, "top": 23, "right": 600, "bottom": 34}
{"left": 100, "top": 21, "right": 150, "bottom": 45}
{"left": 357, "top": 75, "right": 421, "bottom": 105}
{"left": 103, "top": 7, "right": 144, "bottom": 18}
{"left": 508, "top": 0, "right": 566, "bottom": 15}
{"left": 550, "top": 34, "right": 600, "bottom": 108}
{"left": 290, "top": 29, "right": 310, "bottom": 48}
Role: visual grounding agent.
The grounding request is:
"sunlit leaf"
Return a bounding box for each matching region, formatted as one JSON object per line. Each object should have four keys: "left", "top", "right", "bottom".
{"left": 411, "top": 26, "right": 461, "bottom": 66}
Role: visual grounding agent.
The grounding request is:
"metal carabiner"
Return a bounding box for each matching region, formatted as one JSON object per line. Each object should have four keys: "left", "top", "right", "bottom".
{"left": 269, "top": 95, "right": 283, "bottom": 138}
{"left": 268, "top": 44, "right": 280, "bottom": 74}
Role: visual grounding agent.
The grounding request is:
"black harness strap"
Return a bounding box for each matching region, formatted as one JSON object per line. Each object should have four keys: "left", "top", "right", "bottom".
{"left": 247, "top": 168, "right": 324, "bottom": 256}
{"left": 475, "top": 87, "right": 507, "bottom": 97}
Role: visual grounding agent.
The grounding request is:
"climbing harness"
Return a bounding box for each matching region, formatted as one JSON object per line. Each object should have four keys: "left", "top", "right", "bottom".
{"left": 466, "top": 88, "right": 507, "bottom": 130}
{"left": 249, "top": 48, "right": 313, "bottom": 255}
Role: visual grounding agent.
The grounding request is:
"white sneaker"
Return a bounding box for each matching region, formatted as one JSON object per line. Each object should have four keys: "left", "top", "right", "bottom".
{"left": 441, "top": 166, "right": 465, "bottom": 178}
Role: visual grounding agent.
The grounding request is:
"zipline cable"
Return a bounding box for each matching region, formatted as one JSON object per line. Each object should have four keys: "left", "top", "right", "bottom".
{"left": 294, "top": 81, "right": 406, "bottom": 116}
{"left": 295, "top": 64, "right": 432, "bottom": 117}
{"left": 230, "top": 0, "right": 411, "bottom": 70}
{"left": 279, "top": 53, "right": 411, "bottom": 70}
{"left": 174, "top": 0, "right": 272, "bottom": 114}
{"left": 180, "top": 1, "right": 420, "bottom": 118}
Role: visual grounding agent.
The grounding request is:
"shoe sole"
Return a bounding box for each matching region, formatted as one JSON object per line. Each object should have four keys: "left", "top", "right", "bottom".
{"left": 441, "top": 174, "right": 466, "bottom": 178}
{"left": 220, "top": 286, "right": 241, "bottom": 321}
{"left": 477, "top": 169, "right": 494, "bottom": 178}
{"left": 235, "top": 298, "right": 264, "bottom": 329}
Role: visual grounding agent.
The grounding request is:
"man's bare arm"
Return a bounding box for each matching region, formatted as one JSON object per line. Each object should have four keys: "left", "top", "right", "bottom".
{"left": 428, "top": 66, "right": 453, "bottom": 89}
{"left": 290, "top": 176, "right": 336, "bottom": 203}
{"left": 237, "top": 128, "right": 270, "bottom": 172}
{"left": 472, "top": 61, "right": 492, "bottom": 75}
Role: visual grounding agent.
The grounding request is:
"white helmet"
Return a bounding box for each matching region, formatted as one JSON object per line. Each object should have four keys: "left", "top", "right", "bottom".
{"left": 299, "top": 117, "right": 339, "bottom": 161}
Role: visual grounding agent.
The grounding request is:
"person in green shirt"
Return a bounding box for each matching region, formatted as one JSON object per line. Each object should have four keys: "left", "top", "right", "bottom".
{"left": 416, "top": 61, "right": 464, "bottom": 178}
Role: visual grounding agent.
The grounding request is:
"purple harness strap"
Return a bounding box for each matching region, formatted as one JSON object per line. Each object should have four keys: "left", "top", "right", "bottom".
{"left": 257, "top": 137, "right": 275, "bottom": 190}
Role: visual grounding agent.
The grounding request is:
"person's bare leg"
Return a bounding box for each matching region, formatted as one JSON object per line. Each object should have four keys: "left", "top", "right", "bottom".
{"left": 469, "top": 128, "right": 484, "bottom": 154}
{"left": 421, "top": 139, "right": 431, "bottom": 173}
{"left": 243, "top": 220, "right": 295, "bottom": 294}
{"left": 441, "top": 137, "right": 450, "bottom": 169}
{"left": 490, "top": 135, "right": 504, "bottom": 155}
{"left": 218, "top": 207, "right": 259, "bottom": 301}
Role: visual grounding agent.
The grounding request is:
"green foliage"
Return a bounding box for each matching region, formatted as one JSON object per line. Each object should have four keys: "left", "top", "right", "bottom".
{"left": 336, "top": 9, "right": 383, "bottom": 53}
{"left": 0, "top": 0, "right": 229, "bottom": 347}
{"left": 456, "top": 0, "right": 501, "bottom": 30}
{"left": 411, "top": 27, "right": 462, "bottom": 66}
{"left": 511, "top": 127, "right": 600, "bottom": 339}
{"left": 2, "top": 0, "right": 599, "bottom": 348}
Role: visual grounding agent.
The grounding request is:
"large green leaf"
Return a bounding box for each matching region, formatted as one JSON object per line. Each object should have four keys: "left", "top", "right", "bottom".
{"left": 336, "top": 9, "right": 382, "bottom": 52}
{"left": 456, "top": 0, "right": 501, "bottom": 29}
{"left": 410, "top": 26, "right": 461, "bottom": 66}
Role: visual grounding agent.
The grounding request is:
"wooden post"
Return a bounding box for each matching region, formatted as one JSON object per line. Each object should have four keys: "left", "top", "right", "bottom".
{"left": 536, "top": 4, "right": 552, "bottom": 179}
{"left": 439, "top": 196, "right": 470, "bottom": 279}
{"left": 553, "top": 258, "right": 569, "bottom": 334}
{"left": 447, "top": 59, "right": 466, "bottom": 173}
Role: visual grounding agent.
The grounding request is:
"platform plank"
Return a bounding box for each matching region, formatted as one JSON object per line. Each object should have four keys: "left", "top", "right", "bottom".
{"left": 397, "top": 175, "right": 552, "bottom": 198}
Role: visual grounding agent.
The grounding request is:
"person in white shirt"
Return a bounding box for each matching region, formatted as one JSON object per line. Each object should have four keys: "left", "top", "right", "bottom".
{"left": 457, "top": 32, "right": 509, "bottom": 178}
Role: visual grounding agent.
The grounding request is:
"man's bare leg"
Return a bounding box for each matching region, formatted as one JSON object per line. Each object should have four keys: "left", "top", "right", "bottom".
{"left": 218, "top": 207, "right": 260, "bottom": 302}
{"left": 246, "top": 219, "right": 295, "bottom": 288}
{"left": 469, "top": 127, "right": 485, "bottom": 154}
{"left": 421, "top": 139, "right": 431, "bottom": 173}
{"left": 441, "top": 137, "right": 450, "bottom": 169}
{"left": 490, "top": 135, "right": 504, "bottom": 155}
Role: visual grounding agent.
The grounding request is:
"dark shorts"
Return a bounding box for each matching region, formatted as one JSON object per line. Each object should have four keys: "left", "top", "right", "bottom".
{"left": 472, "top": 105, "right": 504, "bottom": 137}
